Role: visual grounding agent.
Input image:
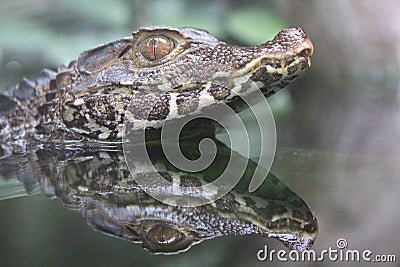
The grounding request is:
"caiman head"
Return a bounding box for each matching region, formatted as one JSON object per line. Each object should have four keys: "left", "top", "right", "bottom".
{"left": 51, "top": 26, "right": 313, "bottom": 140}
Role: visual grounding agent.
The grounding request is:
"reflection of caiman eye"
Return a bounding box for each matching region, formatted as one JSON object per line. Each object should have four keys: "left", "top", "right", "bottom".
{"left": 140, "top": 35, "right": 175, "bottom": 60}
{"left": 147, "top": 225, "right": 185, "bottom": 245}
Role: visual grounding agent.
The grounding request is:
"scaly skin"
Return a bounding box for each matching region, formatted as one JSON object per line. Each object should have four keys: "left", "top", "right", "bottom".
{"left": 0, "top": 26, "right": 313, "bottom": 144}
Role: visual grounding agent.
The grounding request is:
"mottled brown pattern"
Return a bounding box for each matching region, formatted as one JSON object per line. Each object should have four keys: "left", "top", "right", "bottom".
{"left": 214, "top": 192, "right": 239, "bottom": 212}
{"left": 129, "top": 93, "right": 171, "bottom": 121}
{"left": 252, "top": 67, "right": 283, "bottom": 84}
{"left": 176, "top": 89, "right": 201, "bottom": 115}
{"left": 179, "top": 175, "right": 202, "bottom": 187}
{"left": 208, "top": 79, "right": 232, "bottom": 101}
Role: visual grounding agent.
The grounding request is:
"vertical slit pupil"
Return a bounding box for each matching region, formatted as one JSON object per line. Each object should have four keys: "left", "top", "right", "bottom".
{"left": 140, "top": 35, "right": 174, "bottom": 61}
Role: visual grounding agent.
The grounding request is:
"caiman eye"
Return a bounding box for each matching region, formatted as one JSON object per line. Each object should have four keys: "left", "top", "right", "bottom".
{"left": 147, "top": 225, "right": 185, "bottom": 245}
{"left": 140, "top": 35, "right": 175, "bottom": 60}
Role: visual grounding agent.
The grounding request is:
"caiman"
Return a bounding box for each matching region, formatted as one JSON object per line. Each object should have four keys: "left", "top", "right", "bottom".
{"left": 0, "top": 25, "right": 313, "bottom": 147}
{"left": 0, "top": 26, "right": 317, "bottom": 253}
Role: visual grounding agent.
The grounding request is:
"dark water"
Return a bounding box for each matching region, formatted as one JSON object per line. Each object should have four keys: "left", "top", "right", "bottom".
{"left": 1, "top": 0, "right": 399, "bottom": 266}
{"left": 0, "top": 138, "right": 319, "bottom": 265}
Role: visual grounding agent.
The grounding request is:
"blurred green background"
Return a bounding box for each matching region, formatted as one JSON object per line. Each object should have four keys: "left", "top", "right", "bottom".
{"left": 0, "top": 0, "right": 286, "bottom": 89}
{"left": 1, "top": 0, "right": 399, "bottom": 266}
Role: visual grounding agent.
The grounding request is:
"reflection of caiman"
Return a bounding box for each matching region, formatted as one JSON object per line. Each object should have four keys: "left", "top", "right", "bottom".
{"left": 10, "top": 137, "right": 316, "bottom": 254}
{"left": 0, "top": 26, "right": 317, "bottom": 253}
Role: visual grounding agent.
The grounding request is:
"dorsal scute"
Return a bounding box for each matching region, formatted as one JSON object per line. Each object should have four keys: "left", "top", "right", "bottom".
{"left": 0, "top": 94, "right": 16, "bottom": 114}
{"left": 13, "top": 77, "right": 36, "bottom": 101}
{"left": 36, "top": 69, "right": 57, "bottom": 88}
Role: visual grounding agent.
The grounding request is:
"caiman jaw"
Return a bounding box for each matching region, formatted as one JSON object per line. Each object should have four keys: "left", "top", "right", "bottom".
{"left": 244, "top": 27, "right": 314, "bottom": 95}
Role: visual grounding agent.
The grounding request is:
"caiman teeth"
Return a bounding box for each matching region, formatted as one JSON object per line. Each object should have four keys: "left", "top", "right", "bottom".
{"left": 307, "top": 57, "right": 312, "bottom": 67}
{"left": 249, "top": 57, "right": 289, "bottom": 73}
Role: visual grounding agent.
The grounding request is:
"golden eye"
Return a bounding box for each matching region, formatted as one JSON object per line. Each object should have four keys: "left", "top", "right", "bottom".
{"left": 140, "top": 35, "right": 175, "bottom": 60}
{"left": 147, "top": 225, "right": 184, "bottom": 245}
